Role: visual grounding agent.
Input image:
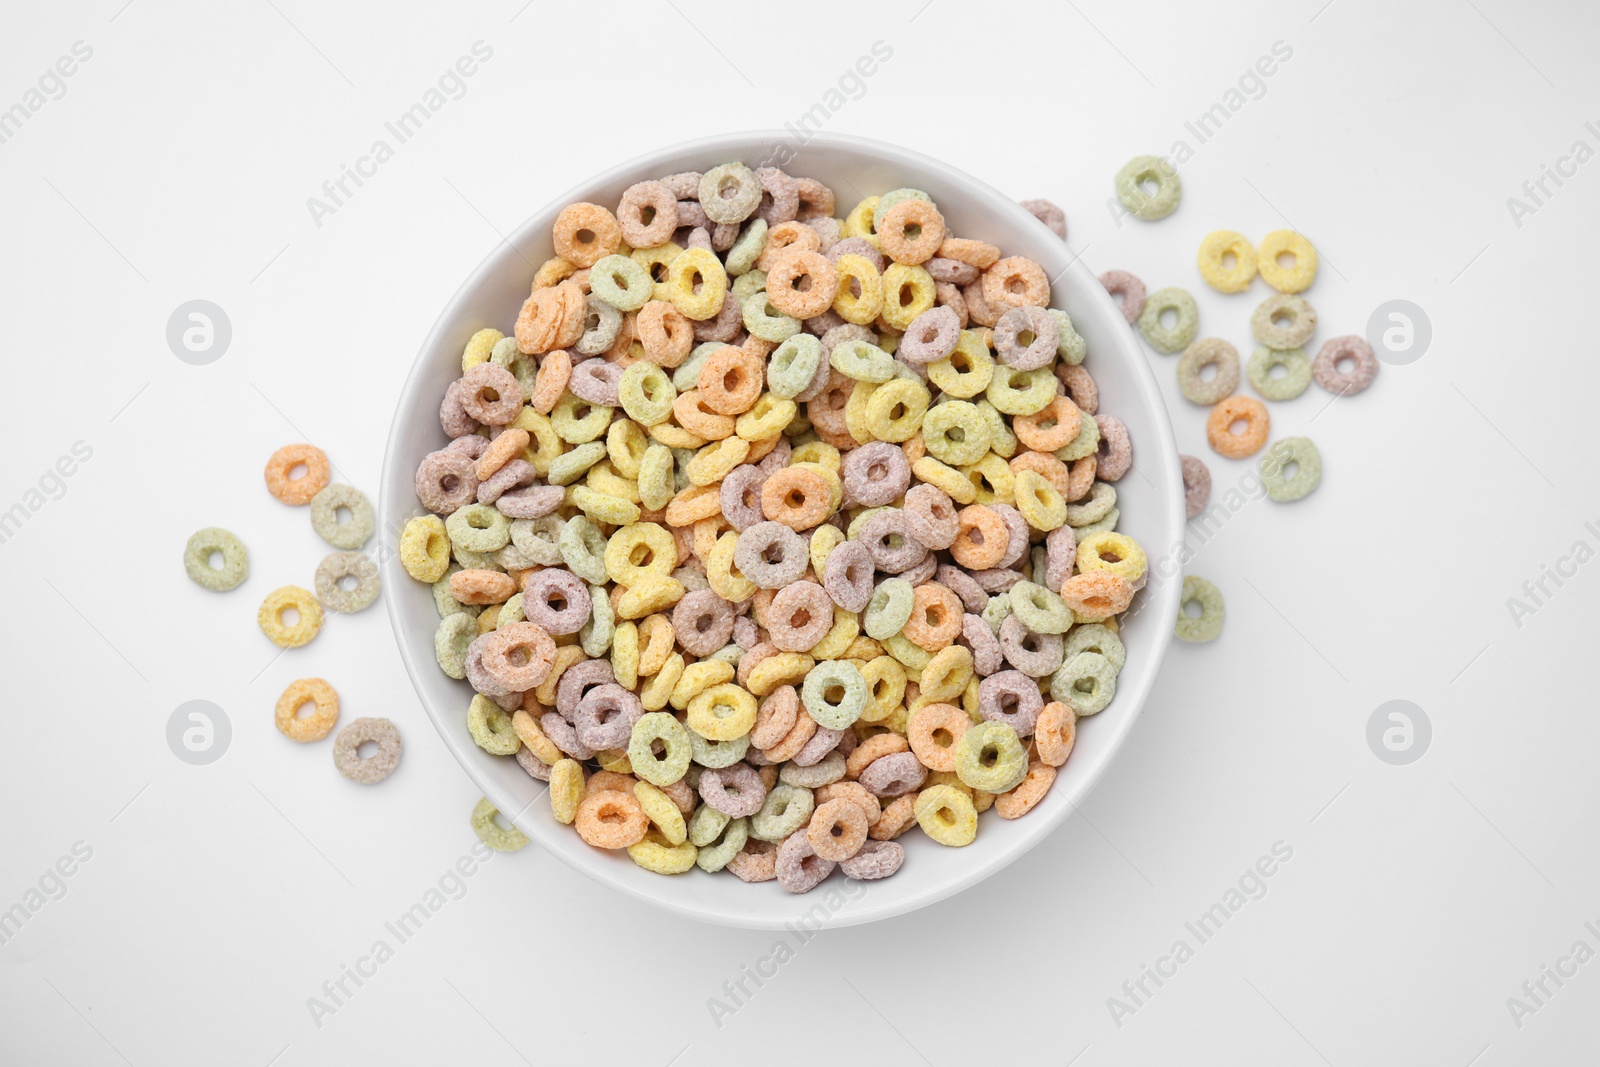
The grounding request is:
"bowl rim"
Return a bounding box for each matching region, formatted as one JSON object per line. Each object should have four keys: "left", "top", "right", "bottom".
{"left": 381, "top": 129, "right": 1184, "bottom": 928}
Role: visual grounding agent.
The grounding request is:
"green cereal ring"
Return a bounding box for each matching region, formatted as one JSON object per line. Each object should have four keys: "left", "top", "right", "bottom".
{"left": 767, "top": 333, "right": 823, "bottom": 399}
{"left": 830, "top": 338, "right": 897, "bottom": 383}
{"left": 724, "top": 218, "right": 768, "bottom": 276}
{"left": 580, "top": 583, "right": 614, "bottom": 657}
{"left": 801, "top": 660, "right": 868, "bottom": 730}
{"left": 1055, "top": 407, "right": 1100, "bottom": 462}
{"left": 982, "top": 592, "right": 1013, "bottom": 633}
{"left": 922, "top": 401, "right": 991, "bottom": 466}
{"left": 434, "top": 613, "right": 476, "bottom": 678}
{"left": 690, "top": 730, "right": 749, "bottom": 769}
{"left": 183, "top": 527, "right": 249, "bottom": 591}
{"left": 314, "top": 551, "right": 381, "bottom": 613}
{"left": 453, "top": 545, "right": 497, "bottom": 571}
{"left": 618, "top": 362, "right": 676, "bottom": 425}
{"left": 695, "top": 816, "right": 748, "bottom": 873}
{"left": 559, "top": 515, "right": 609, "bottom": 584}
{"left": 467, "top": 694, "right": 520, "bottom": 756}
{"left": 1071, "top": 508, "right": 1120, "bottom": 539}
{"left": 707, "top": 643, "right": 743, "bottom": 667}
{"left": 1176, "top": 338, "right": 1240, "bottom": 406}
{"left": 883, "top": 632, "right": 931, "bottom": 671}
{"left": 446, "top": 503, "right": 511, "bottom": 553}
{"left": 1247, "top": 346, "right": 1312, "bottom": 401}
{"left": 731, "top": 269, "right": 768, "bottom": 305}
{"left": 310, "top": 484, "right": 374, "bottom": 550}
{"left": 975, "top": 399, "right": 1017, "bottom": 459}
{"left": 1009, "top": 581, "right": 1072, "bottom": 635}
{"left": 1048, "top": 310, "right": 1087, "bottom": 366}
{"left": 864, "top": 578, "right": 915, "bottom": 641}
{"left": 673, "top": 342, "right": 721, "bottom": 392}
{"left": 699, "top": 162, "right": 762, "bottom": 224}
{"left": 629, "top": 712, "right": 693, "bottom": 787}
{"left": 1137, "top": 287, "right": 1199, "bottom": 354}
{"left": 589, "top": 253, "right": 653, "bottom": 311}
{"left": 986, "top": 365, "right": 1057, "bottom": 417}
{"left": 498, "top": 592, "right": 526, "bottom": 626}
{"left": 873, "top": 188, "right": 931, "bottom": 231}
{"left": 1251, "top": 294, "right": 1317, "bottom": 351}
{"left": 547, "top": 441, "right": 608, "bottom": 486}
{"left": 750, "top": 784, "right": 814, "bottom": 842}
{"left": 742, "top": 292, "right": 801, "bottom": 343}
{"left": 470, "top": 797, "right": 529, "bottom": 852}
{"left": 688, "top": 803, "right": 731, "bottom": 847}
{"left": 550, "top": 393, "right": 613, "bottom": 444}
{"left": 1261, "top": 436, "right": 1322, "bottom": 502}
{"left": 1064, "top": 623, "right": 1126, "bottom": 672}
{"left": 489, "top": 335, "right": 538, "bottom": 396}
{"left": 953, "top": 721, "right": 1029, "bottom": 793}
{"left": 1062, "top": 482, "right": 1117, "bottom": 527}
{"left": 1115, "top": 155, "right": 1182, "bottom": 221}
{"left": 1176, "top": 575, "right": 1225, "bottom": 643}
{"left": 1050, "top": 651, "right": 1118, "bottom": 715}
{"left": 509, "top": 516, "right": 565, "bottom": 567}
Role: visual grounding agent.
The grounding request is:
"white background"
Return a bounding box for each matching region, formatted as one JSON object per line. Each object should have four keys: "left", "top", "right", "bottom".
{"left": 2, "top": 0, "right": 1597, "bottom": 1063}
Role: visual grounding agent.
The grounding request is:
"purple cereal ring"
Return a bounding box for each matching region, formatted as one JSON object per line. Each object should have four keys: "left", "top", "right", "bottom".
{"left": 795, "top": 177, "right": 835, "bottom": 221}
{"left": 1180, "top": 454, "right": 1212, "bottom": 520}
{"left": 938, "top": 565, "right": 988, "bottom": 613}
{"left": 574, "top": 682, "right": 643, "bottom": 750}
{"left": 767, "top": 582, "right": 834, "bottom": 653}
{"left": 804, "top": 309, "right": 846, "bottom": 337}
{"left": 663, "top": 171, "right": 701, "bottom": 199}
{"left": 515, "top": 746, "right": 552, "bottom": 781}
{"left": 793, "top": 726, "right": 844, "bottom": 767}
{"left": 673, "top": 589, "right": 736, "bottom": 657}
{"left": 924, "top": 257, "right": 980, "bottom": 286}
{"left": 994, "top": 305, "right": 1060, "bottom": 371}
{"left": 819, "top": 323, "right": 876, "bottom": 359}
{"left": 979, "top": 670, "right": 1044, "bottom": 737}
{"left": 675, "top": 199, "right": 708, "bottom": 228}
{"left": 448, "top": 433, "right": 489, "bottom": 458}
{"left": 834, "top": 727, "right": 859, "bottom": 758}
{"left": 1312, "top": 335, "right": 1379, "bottom": 396}
{"left": 858, "top": 509, "right": 928, "bottom": 575}
{"left": 496, "top": 483, "right": 565, "bottom": 520}
{"left": 857, "top": 751, "right": 928, "bottom": 798}
{"left": 972, "top": 568, "right": 1025, "bottom": 593}
{"left": 936, "top": 281, "right": 970, "bottom": 328}
{"left": 733, "top": 615, "right": 760, "bottom": 651}
{"left": 756, "top": 437, "right": 791, "bottom": 474}
{"left": 720, "top": 465, "right": 768, "bottom": 532}
{"left": 477, "top": 459, "right": 537, "bottom": 505}
{"left": 1099, "top": 269, "right": 1147, "bottom": 325}
{"left": 754, "top": 167, "right": 799, "bottom": 224}
{"left": 961, "top": 613, "right": 1004, "bottom": 676}
{"left": 842, "top": 442, "right": 910, "bottom": 508}
{"left": 522, "top": 568, "right": 591, "bottom": 636}
{"left": 993, "top": 505, "right": 1030, "bottom": 569}
{"left": 617, "top": 180, "right": 679, "bottom": 248}
{"left": 699, "top": 763, "right": 767, "bottom": 818}
{"left": 711, "top": 222, "right": 738, "bottom": 252}
{"left": 1057, "top": 363, "right": 1098, "bottom": 415}
{"left": 805, "top": 215, "right": 842, "bottom": 253}
{"left": 824, "top": 540, "right": 875, "bottom": 614}
{"left": 694, "top": 291, "right": 744, "bottom": 342}
{"left": 734, "top": 521, "right": 809, "bottom": 589}
{"left": 776, "top": 831, "right": 835, "bottom": 894}
{"left": 439, "top": 379, "right": 480, "bottom": 437}
{"left": 414, "top": 449, "right": 479, "bottom": 515}
{"left": 464, "top": 634, "right": 516, "bottom": 699}
{"left": 826, "top": 237, "right": 884, "bottom": 273}
{"left": 1094, "top": 415, "right": 1132, "bottom": 482}
{"left": 900, "top": 552, "right": 939, "bottom": 587}
{"left": 459, "top": 364, "right": 523, "bottom": 426}
{"left": 567, "top": 359, "right": 622, "bottom": 406}
{"left": 540, "top": 711, "right": 594, "bottom": 760}
{"left": 840, "top": 839, "right": 905, "bottom": 880}
{"left": 556, "top": 657, "right": 615, "bottom": 720}
{"left": 1019, "top": 198, "right": 1067, "bottom": 238}
{"left": 1044, "top": 526, "right": 1078, "bottom": 592}
{"left": 897, "top": 306, "right": 961, "bottom": 365}
{"left": 1000, "top": 612, "right": 1064, "bottom": 677}
{"left": 905, "top": 483, "right": 959, "bottom": 550}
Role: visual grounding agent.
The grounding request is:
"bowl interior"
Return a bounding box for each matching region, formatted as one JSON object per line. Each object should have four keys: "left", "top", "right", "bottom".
{"left": 381, "top": 131, "right": 1184, "bottom": 929}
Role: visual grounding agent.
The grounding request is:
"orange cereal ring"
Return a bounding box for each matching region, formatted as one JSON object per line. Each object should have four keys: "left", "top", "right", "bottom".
{"left": 765, "top": 250, "right": 840, "bottom": 320}
{"left": 878, "top": 198, "right": 946, "bottom": 265}
{"left": 514, "top": 285, "right": 561, "bottom": 354}
{"left": 755, "top": 220, "right": 822, "bottom": 272}
{"left": 636, "top": 300, "right": 694, "bottom": 368}
{"left": 1060, "top": 571, "right": 1135, "bottom": 619}
{"left": 907, "top": 701, "right": 970, "bottom": 773}
{"left": 936, "top": 236, "right": 1001, "bottom": 269}
{"left": 584, "top": 770, "right": 636, "bottom": 798}
{"left": 1013, "top": 397, "right": 1082, "bottom": 453}
{"left": 1205, "top": 395, "right": 1271, "bottom": 458}
{"left": 807, "top": 797, "right": 869, "bottom": 861}
{"left": 759, "top": 467, "right": 833, "bottom": 531}
{"left": 761, "top": 705, "right": 818, "bottom": 763}
{"left": 949, "top": 505, "right": 1008, "bottom": 570}
{"left": 1010, "top": 451, "right": 1071, "bottom": 496}
{"left": 264, "top": 444, "right": 330, "bottom": 505}
{"left": 275, "top": 677, "right": 340, "bottom": 743}
{"left": 869, "top": 794, "right": 918, "bottom": 840}
{"left": 574, "top": 790, "right": 650, "bottom": 849}
{"left": 696, "top": 345, "right": 764, "bottom": 416}
{"left": 903, "top": 583, "right": 964, "bottom": 652}
{"left": 672, "top": 391, "right": 735, "bottom": 440}
{"left": 751, "top": 684, "right": 800, "bottom": 750}
{"left": 1034, "top": 701, "right": 1076, "bottom": 767}
{"left": 476, "top": 428, "right": 530, "bottom": 481}
{"left": 664, "top": 483, "right": 724, "bottom": 527}
{"left": 1065, "top": 456, "right": 1097, "bottom": 502}
{"left": 982, "top": 256, "right": 1050, "bottom": 312}
{"left": 530, "top": 349, "right": 571, "bottom": 414}
{"left": 449, "top": 568, "right": 516, "bottom": 605}
{"left": 846, "top": 732, "right": 909, "bottom": 780}
{"left": 552, "top": 202, "right": 622, "bottom": 268}
{"left": 994, "top": 761, "right": 1056, "bottom": 819}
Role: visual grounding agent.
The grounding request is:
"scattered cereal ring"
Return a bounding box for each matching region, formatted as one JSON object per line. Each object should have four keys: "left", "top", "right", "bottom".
{"left": 332, "top": 717, "right": 402, "bottom": 784}
{"left": 1247, "top": 345, "right": 1313, "bottom": 401}
{"left": 275, "top": 677, "right": 339, "bottom": 742}
{"left": 1176, "top": 575, "right": 1225, "bottom": 643}
{"left": 310, "top": 485, "right": 376, "bottom": 548}
{"left": 1176, "top": 338, "right": 1240, "bottom": 405}
{"left": 1251, "top": 294, "right": 1317, "bottom": 350}
{"left": 1019, "top": 198, "right": 1066, "bottom": 238}
{"left": 1137, "top": 287, "right": 1198, "bottom": 354}
{"left": 1114, "top": 155, "right": 1182, "bottom": 220}
{"left": 1261, "top": 436, "right": 1322, "bottom": 502}
{"left": 1196, "top": 230, "right": 1257, "bottom": 293}
{"left": 1098, "top": 269, "right": 1146, "bottom": 324}
{"left": 1205, "top": 395, "right": 1271, "bottom": 459}
{"left": 471, "top": 797, "right": 530, "bottom": 851}
{"left": 1312, "top": 335, "right": 1378, "bottom": 396}
{"left": 1258, "top": 230, "right": 1318, "bottom": 293}
{"left": 258, "top": 585, "right": 323, "bottom": 648}
{"left": 184, "top": 527, "right": 249, "bottom": 592}
{"left": 314, "top": 552, "right": 381, "bottom": 613}
{"left": 1180, "top": 454, "right": 1212, "bottom": 519}
{"left": 264, "top": 444, "right": 330, "bottom": 505}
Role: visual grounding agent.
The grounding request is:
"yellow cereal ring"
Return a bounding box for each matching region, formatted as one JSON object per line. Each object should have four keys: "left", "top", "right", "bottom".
{"left": 928, "top": 331, "right": 995, "bottom": 399}
{"left": 962, "top": 452, "right": 1016, "bottom": 506}
{"left": 640, "top": 652, "right": 685, "bottom": 710}
{"left": 790, "top": 440, "right": 841, "bottom": 473}
{"left": 606, "top": 418, "right": 649, "bottom": 477}
{"left": 687, "top": 435, "right": 750, "bottom": 485}
{"left": 809, "top": 523, "right": 845, "bottom": 577}
{"left": 631, "top": 242, "right": 682, "bottom": 302}
{"left": 860, "top": 656, "right": 907, "bottom": 723}
{"left": 747, "top": 652, "right": 814, "bottom": 697}
{"left": 569, "top": 486, "right": 640, "bottom": 526}
{"left": 686, "top": 683, "right": 758, "bottom": 741}
{"left": 461, "top": 328, "right": 503, "bottom": 372}
{"left": 637, "top": 443, "right": 675, "bottom": 510}
{"left": 809, "top": 606, "right": 860, "bottom": 661}
{"left": 1258, "top": 230, "right": 1318, "bottom": 293}
{"left": 844, "top": 380, "right": 879, "bottom": 443}
{"left": 864, "top": 377, "right": 930, "bottom": 442}
{"left": 833, "top": 253, "right": 885, "bottom": 325}
{"left": 616, "top": 573, "right": 685, "bottom": 619}
{"left": 1013, "top": 468, "right": 1068, "bottom": 531}
{"left": 842, "top": 196, "right": 880, "bottom": 239}
{"left": 880, "top": 264, "right": 936, "bottom": 331}
{"left": 883, "top": 633, "right": 931, "bottom": 672}
{"left": 707, "top": 531, "right": 758, "bottom": 603}
{"left": 400, "top": 514, "right": 451, "bottom": 582}
{"left": 666, "top": 246, "right": 729, "bottom": 321}
{"left": 634, "top": 781, "right": 688, "bottom": 845}
{"left": 258, "top": 586, "right": 323, "bottom": 648}
{"left": 920, "top": 645, "right": 974, "bottom": 703}
{"left": 1076, "top": 531, "right": 1148, "bottom": 586}
{"left": 650, "top": 420, "right": 707, "bottom": 452}
{"left": 628, "top": 830, "right": 698, "bottom": 875}
{"left": 611, "top": 620, "right": 640, "bottom": 690}
{"left": 535, "top": 644, "right": 588, "bottom": 706}
{"left": 512, "top": 708, "right": 562, "bottom": 766}
{"left": 736, "top": 393, "right": 796, "bottom": 441}
{"left": 585, "top": 461, "right": 639, "bottom": 502}
{"left": 671, "top": 660, "right": 736, "bottom": 710}
{"left": 550, "top": 759, "right": 586, "bottom": 825}
{"left": 595, "top": 749, "right": 634, "bottom": 775}
{"left": 605, "top": 522, "right": 677, "bottom": 586}
{"left": 534, "top": 256, "right": 577, "bottom": 289}
{"left": 912, "top": 456, "right": 977, "bottom": 504}
{"left": 551, "top": 392, "right": 613, "bottom": 444}
{"left": 915, "top": 784, "right": 978, "bottom": 846}
{"left": 512, "top": 408, "right": 563, "bottom": 475}
{"left": 1196, "top": 230, "right": 1258, "bottom": 293}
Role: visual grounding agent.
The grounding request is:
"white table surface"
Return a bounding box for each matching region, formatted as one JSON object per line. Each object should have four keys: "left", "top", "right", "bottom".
{"left": 2, "top": 1, "right": 1597, "bottom": 1063}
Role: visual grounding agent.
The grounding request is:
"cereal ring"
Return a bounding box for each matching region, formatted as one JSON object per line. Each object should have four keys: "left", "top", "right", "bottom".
{"left": 1098, "top": 270, "right": 1146, "bottom": 324}
{"left": 314, "top": 551, "right": 381, "bottom": 613}
{"left": 1247, "top": 345, "right": 1313, "bottom": 401}
{"left": 1176, "top": 338, "right": 1240, "bottom": 405}
{"left": 479, "top": 622, "right": 556, "bottom": 691}
{"left": 978, "top": 669, "right": 1044, "bottom": 736}
{"left": 1114, "top": 155, "right": 1182, "bottom": 220}
{"left": 628, "top": 712, "right": 692, "bottom": 787}
{"left": 1059, "top": 571, "right": 1134, "bottom": 620}
{"left": 184, "top": 527, "right": 249, "bottom": 592}
{"left": 877, "top": 197, "right": 945, "bottom": 265}
{"left": 1196, "top": 230, "right": 1258, "bottom": 293}
{"left": 589, "top": 254, "right": 653, "bottom": 312}
{"left": 952, "top": 720, "right": 1028, "bottom": 794}
{"left": 995, "top": 761, "right": 1055, "bottom": 819}
{"left": 1251, "top": 294, "right": 1317, "bottom": 350}
{"left": 439, "top": 378, "right": 479, "bottom": 436}
{"left": 275, "top": 677, "right": 339, "bottom": 742}
{"left": 801, "top": 660, "right": 867, "bottom": 730}
{"left": 908, "top": 702, "right": 970, "bottom": 773}
{"left": 1311, "top": 335, "right": 1378, "bottom": 396}
{"left": 306, "top": 484, "right": 374, "bottom": 550}
{"left": 807, "top": 797, "right": 868, "bottom": 861}
{"left": 733, "top": 521, "right": 808, "bottom": 590}
{"left": 666, "top": 247, "right": 729, "bottom": 322}
{"left": 840, "top": 838, "right": 904, "bottom": 880}
{"left": 574, "top": 790, "right": 649, "bottom": 849}
{"left": 914, "top": 784, "right": 978, "bottom": 846}
{"left": 472, "top": 797, "right": 531, "bottom": 851}
{"left": 446, "top": 503, "right": 511, "bottom": 553}
{"left": 760, "top": 467, "right": 832, "bottom": 531}
{"left": 552, "top": 202, "right": 621, "bottom": 268}
{"left": 332, "top": 717, "right": 401, "bottom": 784}
{"left": 751, "top": 783, "right": 815, "bottom": 842}
{"left": 1051, "top": 650, "right": 1118, "bottom": 716}
{"left": 1019, "top": 197, "right": 1066, "bottom": 238}
{"left": 1258, "top": 230, "right": 1318, "bottom": 293}
{"left": 1261, "top": 436, "right": 1322, "bottom": 502}
{"left": 898, "top": 306, "right": 960, "bottom": 366}
{"left": 1180, "top": 454, "right": 1212, "bottom": 519}
{"left": 699, "top": 763, "right": 767, "bottom": 819}
{"left": 1013, "top": 397, "right": 1081, "bottom": 453}
{"left": 765, "top": 250, "right": 839, "bottom": 321}
{"left": 698, "top": 163, "right": 762, "bottom": 224}
{"left": 1176, "top": 575, "right": 1225, "bottom": 642}
{"left": 950, "top": 506, "right": 1009, "bottom": 570}
{"left": 857, "top": 751, "right": 927, "bottom": 798}
{"left": 840, "top": 442, "right": 909, "bottom": 508}
{"left": 617, "top": 181, "right": 678, "bottom": 248}
{"left": 768, "top": 582, "right": 834, "bottom": 653}
{"left": 522, "top": 569, "right": 592, "bottom": 635}
{"left": 575, "top": 683, "right": 644, "bottom": 750}
{"left": 697, "top": 344, "right": 764, "bottom": 415}
{"left": 264, "top": 444, "right": 330, "bottom": 505}
{"left": 459, "top": 363, "right": 523, "bottom": 425}
{"left": 637, "top": 300, "right": 695, "bottom": 368}
{"left": 1137, "top": 287, "right": 1199, "bottom": 354}
{"left": 574, "top": 295, "right": 623, "bottom": 356}
{"left": 673, "top": 589, "right": 735, "bottom": 657}
{"left": 1090, "top": 416, "right": 1131, "bottom": 485}
{"left": 1033, "top": 701, "right": 1077, "bottom": 767}
{"left": 999, "top": 612, "right": 1063, "bottom": 677}
{"left": 258, "top": 585, "right": 323, "bottom": 648}
{"left": 993, "top": 305, "right": 1059, "bottom": 371}
{"left": 982, "top": 256, "right": 1050, "bottom": 313}
{"left": 881, "top": 263, "right": 936, "bottom": 331}
{"left": 775, "top": 831, "right": 834, "bottom": 893}
{"left": 903, "top": 583, "right": 963, "bottom": 652}
{"left": 1205, "top": 395, "right": 1271, "bottom": 459}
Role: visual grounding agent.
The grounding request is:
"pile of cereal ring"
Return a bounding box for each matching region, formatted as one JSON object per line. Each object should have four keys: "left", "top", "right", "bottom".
{"left": 402, "top": 162, "right": 1149, "bottom": 892}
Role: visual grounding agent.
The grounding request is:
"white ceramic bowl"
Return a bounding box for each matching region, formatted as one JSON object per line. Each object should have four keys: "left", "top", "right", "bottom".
{"left": 382, "top": 131, "right": 1184, "bottom": 929}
